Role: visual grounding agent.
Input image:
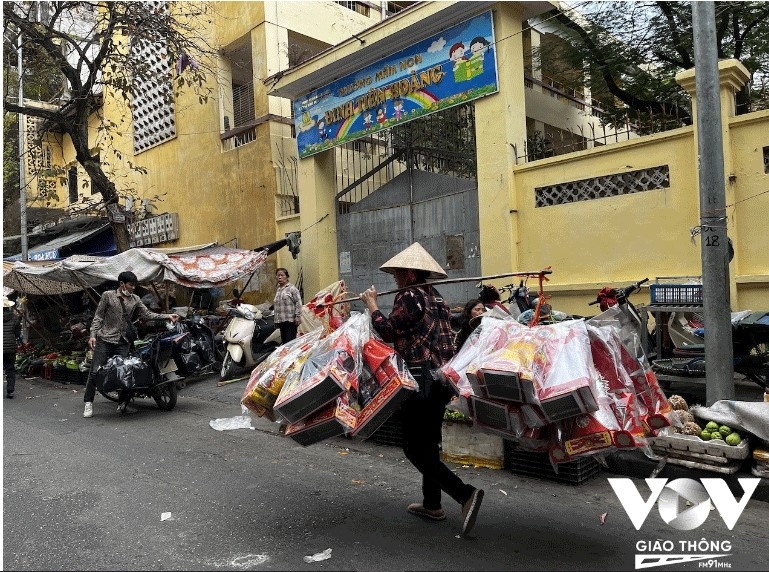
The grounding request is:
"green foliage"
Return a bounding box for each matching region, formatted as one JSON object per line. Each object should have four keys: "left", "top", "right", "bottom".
{"left": 2, "top": 1, "right": 220, "bottom": 215}
{"left": 525, "top": 131, "right": 555, "bottom": 161}
{"left": 541, "top": 1, "right": 769, "bottom": 130}
{"left": 444, "top": 409, "right": 472, "bottom": 423}
{"left": 3, "top": 114, "right": 20, "bottom": 208}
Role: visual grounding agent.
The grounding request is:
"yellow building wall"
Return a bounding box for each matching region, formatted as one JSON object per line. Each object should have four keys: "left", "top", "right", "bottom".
{"left": 93, "top": 1, "right": 380, "bottom": 302}
{"left": 728, "top": 110, "right": 769, "bottom": 310}
{"left": 31, "top": 3, "right": 768, "bottom": 314}
{"left": 508, "top": 117, "right": 768, "bottom": 317}
{"left": 30, "top": 112, "right": 105, "bottom": 211}
{"left": 474, "top": 2, "right": 527, "bottom": 280}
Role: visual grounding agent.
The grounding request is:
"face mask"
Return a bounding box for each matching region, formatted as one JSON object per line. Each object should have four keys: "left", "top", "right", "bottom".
{"left": 119, "top": 287, "right": 131, "bottom": 297}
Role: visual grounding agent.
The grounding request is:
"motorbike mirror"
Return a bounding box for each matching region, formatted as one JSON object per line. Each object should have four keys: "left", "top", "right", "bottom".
{"left": 232, "top": 288, "right": 241, "bottom": 299}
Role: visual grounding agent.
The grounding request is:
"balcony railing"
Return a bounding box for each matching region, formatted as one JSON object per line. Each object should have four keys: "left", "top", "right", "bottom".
{"left": 524, "top": 73, "right": 608, "bottom": 119}
{"left": 221, "top": 122, "right": 257, "bottom": 151}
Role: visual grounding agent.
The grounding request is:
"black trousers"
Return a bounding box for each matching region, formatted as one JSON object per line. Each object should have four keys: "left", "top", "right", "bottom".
{"left": 276, "top": 321, "right": 298, "bottom": 344}
{"left": 84, "top": 339, "right": 130, "bottom": 403}
{"left": 3, "top": 352, "right": 16, "bottom": 395}
{"left": 400, "top": 368, "right": 475, "bottom": 511}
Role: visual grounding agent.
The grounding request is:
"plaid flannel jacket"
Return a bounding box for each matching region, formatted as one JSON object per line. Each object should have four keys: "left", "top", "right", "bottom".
{"left": 371, "top": 285, "right": 456, "bottom": 368}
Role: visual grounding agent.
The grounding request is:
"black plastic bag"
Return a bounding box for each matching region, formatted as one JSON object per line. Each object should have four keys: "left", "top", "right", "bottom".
{"left": 97, "top": 356, "right": 153, "bottom": 392}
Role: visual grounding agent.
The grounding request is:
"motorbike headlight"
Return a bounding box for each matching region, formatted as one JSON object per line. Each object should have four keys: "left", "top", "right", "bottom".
{"left": 243, "top": 310, "right": 254, "bottom": 320}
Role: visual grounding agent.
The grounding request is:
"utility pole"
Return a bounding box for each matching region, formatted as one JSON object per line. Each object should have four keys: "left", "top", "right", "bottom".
{"left": 692, "top": 1, "right": 734, "bottom": 404}
{"left": 18, "top": 31, "right": 28, "bottom": 262}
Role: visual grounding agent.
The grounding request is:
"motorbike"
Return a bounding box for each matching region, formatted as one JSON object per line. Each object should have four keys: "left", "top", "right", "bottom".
{"left": 587, "top": 278, "right": 655, "bottom": 357}
{"left": 486, "top": 280, "right": 562, "bottom": 325}
{"left": 220, "top": 290, "right": 281, "bottom": 381}
{"left": 655, "top": 308, "right": 769, "bottom": 390}
{"left": 171, "top": 313, "right": 222, "bottom": 377}
{"left": 96, "top": 325, "right": 187, "bottom": 411}
{"left": 590, "top": 279, "right": 769, "bottom": 391}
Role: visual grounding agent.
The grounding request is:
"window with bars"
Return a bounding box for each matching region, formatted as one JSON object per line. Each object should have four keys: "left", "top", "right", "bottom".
{"left": 335, "top": 1, "right": 370, "bottom": 16}
{"left": 386, "top": 2, "right": 415, "bottom": 16}
{"left": 232, "top": 81, "right": 255, "bottom": 127}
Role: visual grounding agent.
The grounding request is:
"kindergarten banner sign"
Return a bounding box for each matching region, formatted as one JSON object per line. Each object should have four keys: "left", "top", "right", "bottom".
{"left": 293, "top": 11, "right": 498, "bottom": 158}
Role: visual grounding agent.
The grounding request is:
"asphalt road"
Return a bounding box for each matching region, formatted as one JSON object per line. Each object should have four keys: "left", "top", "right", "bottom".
{"left": 3, "top": 374, "right": 769, "bottom": 571}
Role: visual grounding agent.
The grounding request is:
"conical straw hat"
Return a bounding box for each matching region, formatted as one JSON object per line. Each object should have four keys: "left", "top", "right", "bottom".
{"left": 379, "top": 242, "right": 447, "bottom": 279}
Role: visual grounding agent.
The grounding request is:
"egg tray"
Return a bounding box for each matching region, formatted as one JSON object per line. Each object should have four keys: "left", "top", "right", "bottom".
{"left": 647, "top": 433, "right": 749, "bottom": 461}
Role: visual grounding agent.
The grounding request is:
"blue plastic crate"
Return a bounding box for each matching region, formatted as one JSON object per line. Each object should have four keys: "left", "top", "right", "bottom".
{"left": 649, "top": 284, "right": 703, "bottom": 305}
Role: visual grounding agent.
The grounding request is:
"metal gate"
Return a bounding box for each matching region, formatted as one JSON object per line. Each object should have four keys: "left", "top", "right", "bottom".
{"left": 335, "top": 104, "right": 480, "bottom": 313}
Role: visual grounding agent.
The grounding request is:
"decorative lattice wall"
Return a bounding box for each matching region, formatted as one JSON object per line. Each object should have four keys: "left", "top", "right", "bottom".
{"left": 23, "top": 115, "right": 56, "bottom": 199}
{"left": 130, "top": 1, "right": 176, "bottom": 153}
{"left": 24, "top": 116, "right": 46, "bottom": 174}
{"left": 534, "top": 165, "right": 670, "bottom": 207}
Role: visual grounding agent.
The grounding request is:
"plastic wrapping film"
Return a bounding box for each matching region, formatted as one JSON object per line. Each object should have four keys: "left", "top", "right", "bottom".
{"left": 353, "top": 336, "right": 419, "bottom": 439}
{"left": 298, "top": 280, "right": 350, "bottom": 336}
{"left": 240, "top": 328, "right": 326, "bottom": 421}
{"left": 588, "top": 307, "right": 674, "bottom": 431}
{"left": 439, "top": 309, "right": 674, "bottom": 468}
{"left": 274, "top": 313, "right": 370, "bottom": 424}
{"left": 278, "top": 311, "right": 419, "bottom": 445}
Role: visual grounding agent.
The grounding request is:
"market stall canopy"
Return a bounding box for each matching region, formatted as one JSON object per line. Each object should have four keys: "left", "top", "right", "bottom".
{"left": 3, "top": 243, "right": 269, "bottom": 295}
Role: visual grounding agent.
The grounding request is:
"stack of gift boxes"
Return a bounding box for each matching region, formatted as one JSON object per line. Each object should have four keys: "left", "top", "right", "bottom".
{"left": 441, "top": 313, "right": 675, "bottom": 466}
{"left": 241, "top": 307, "right": 674, "bottom": 463}
{"left": 241, "top": 313, "right": 419, "bottom": 447}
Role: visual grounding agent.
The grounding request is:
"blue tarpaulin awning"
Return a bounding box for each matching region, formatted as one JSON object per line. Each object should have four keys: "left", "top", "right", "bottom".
{"left": 4, "top": 224, "right": 114, "bottom": 261}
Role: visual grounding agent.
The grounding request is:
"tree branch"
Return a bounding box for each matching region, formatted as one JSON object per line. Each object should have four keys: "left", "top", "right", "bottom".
{"left": 657, "top": 1, "right": 694, "bottom": 69}
{"left": 549, "top": 9, "right": 677, "bottom": 116}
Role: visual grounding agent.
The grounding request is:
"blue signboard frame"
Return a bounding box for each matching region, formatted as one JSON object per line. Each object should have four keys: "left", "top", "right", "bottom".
{"left": 294, "top": 11, "right": 498, "bottom": 159}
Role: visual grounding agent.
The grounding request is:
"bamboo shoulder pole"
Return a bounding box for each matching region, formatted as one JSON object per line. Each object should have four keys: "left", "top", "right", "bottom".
{"left": 323, "top": 269, "right": 552, "bottom": 307}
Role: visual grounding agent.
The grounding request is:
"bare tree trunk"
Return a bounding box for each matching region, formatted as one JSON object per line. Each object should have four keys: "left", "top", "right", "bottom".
{"left": 69, "top": 118, "right": 131, "bottom": 253}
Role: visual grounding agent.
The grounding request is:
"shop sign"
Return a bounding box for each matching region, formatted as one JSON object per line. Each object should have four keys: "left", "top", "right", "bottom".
{"left": 294, "top": 10, "right": 497, "bottom": 158}
{"left": 5, "top": 249, "right": 60, "bottom": 261}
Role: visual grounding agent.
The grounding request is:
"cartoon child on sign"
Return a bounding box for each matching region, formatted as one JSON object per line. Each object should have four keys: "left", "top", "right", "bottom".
{"left": 317, "top": 118, "right": 328, "bottom": 141}
{"left": 393, "top": 98, "right": 405, "bottom": 120}
{"left": 449, "top": 41, "right": 469, "bottom": 82}
{"left": 468, "top": 36, "right": 490, "bottom": 79}
{"left": 376, "top": 106, "right": 387, "bottom": 125}
{"left": 364, "top": 110, "right": 374, "bottom": 130}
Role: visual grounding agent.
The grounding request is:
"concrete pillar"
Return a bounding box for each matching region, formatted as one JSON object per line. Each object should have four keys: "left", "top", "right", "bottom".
{"left": 297, "top": 149, "right": 338, "bottom": 299}
{"left": 473, "top": 3, "right": 528, "bottom": 275}
{"left": 676, "top": 59, "right": 751, "bottom": 307}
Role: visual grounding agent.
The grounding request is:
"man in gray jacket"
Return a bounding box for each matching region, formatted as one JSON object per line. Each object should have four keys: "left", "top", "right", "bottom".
{"left": 83, "top": 271, "right": 179, "bottom": 417}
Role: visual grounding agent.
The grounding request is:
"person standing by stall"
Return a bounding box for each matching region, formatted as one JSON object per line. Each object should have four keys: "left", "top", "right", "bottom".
{"left": 3, "top": 297, "right": 21, "bottom": 399}
{"left": 273, "top": 268, "right": 302, "bottom": 344}
{"left": 359, "top": 242, "right": 484, "bottom": 537}
{"left": 83, "top": 271, "right": 179, "bottom": 418}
